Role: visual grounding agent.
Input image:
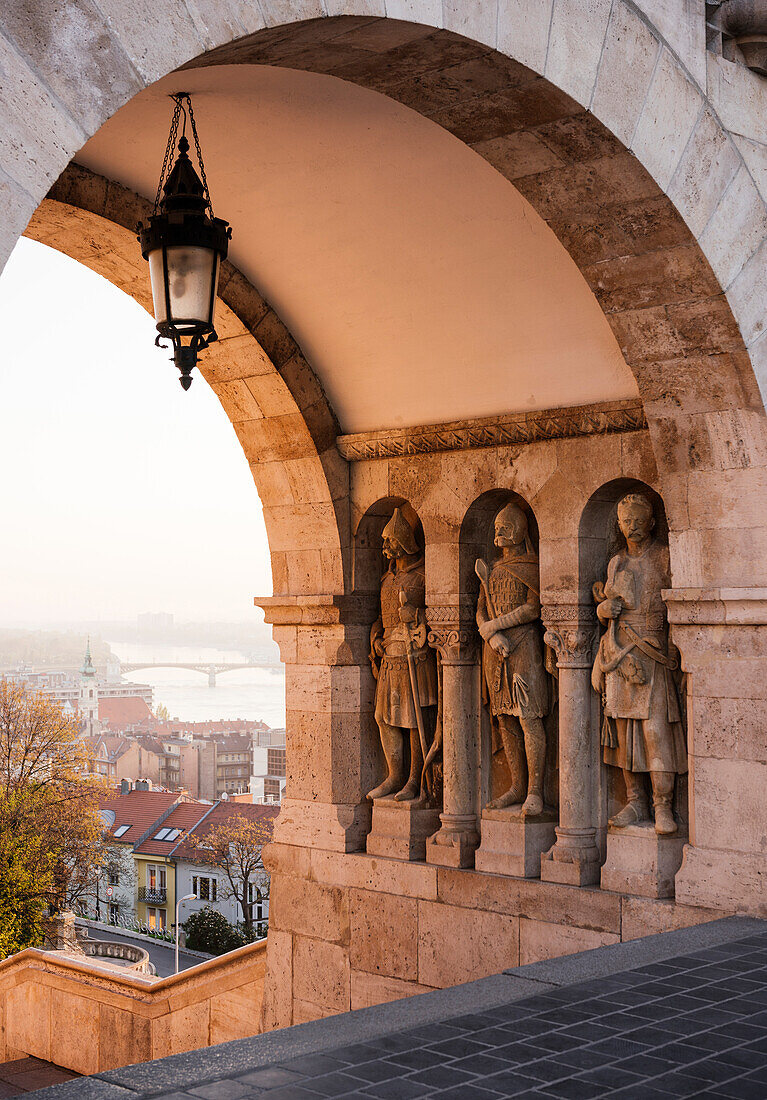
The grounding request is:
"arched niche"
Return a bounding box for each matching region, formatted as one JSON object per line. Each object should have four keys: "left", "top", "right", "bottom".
{"left": 579, "top": 479, "right": 687, "bottom": 834}
{"left": 353, "top": 497, "right": 425, "bottom": 597}
{"left": 458, "top": 489, "right": 557, "bottom": 809}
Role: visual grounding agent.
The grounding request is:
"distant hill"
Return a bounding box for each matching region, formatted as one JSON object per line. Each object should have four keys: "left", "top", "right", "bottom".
{"left": 0, "top": 630, "right": 113, "bottom": 669}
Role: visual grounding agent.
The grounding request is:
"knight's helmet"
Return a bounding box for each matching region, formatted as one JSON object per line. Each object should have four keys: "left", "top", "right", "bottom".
{"left": 495, "top": 502, "right": 534, "bottom": 554}
{"left": 382, "top": 507, "right": 419, "bottom": 557}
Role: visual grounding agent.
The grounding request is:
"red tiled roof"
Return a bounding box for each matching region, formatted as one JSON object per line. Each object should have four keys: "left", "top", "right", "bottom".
{"left": 133, "top": 800, "right": 213, "bottom": 856}
{"left": 99, "top": 697, "right": 155, "bottom": 726}
{"left": 99, "top": 789, "right": 182, "bottom": 844}
{"left": 172, "top": 801, "right": 279, "bottom": 864}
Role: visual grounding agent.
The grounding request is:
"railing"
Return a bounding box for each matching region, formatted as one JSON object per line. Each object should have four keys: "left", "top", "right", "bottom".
{"left": 0, "top": 938, "right": 267, "bottom": 1074}
{"left": 139, "top": 886, "right": 167, "bottom": 904}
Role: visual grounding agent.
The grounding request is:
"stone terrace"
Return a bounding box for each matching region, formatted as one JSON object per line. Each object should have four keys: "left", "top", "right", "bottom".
{"left": 32, "top": 917, "right": 767, "bottom": 1099}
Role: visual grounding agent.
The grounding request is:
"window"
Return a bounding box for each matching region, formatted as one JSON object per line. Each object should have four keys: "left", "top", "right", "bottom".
{"left": 147, "top": 907, "right": 166, "bottom": 930}
{"left": 248, "top": 884, "right": 264, "bottom": 923}
{"left": 107, "top": 869, "right": 119, "bottom": 886}
{"left": 154, "top": 827, "right": 181, "bottom": 842}
{"left": 192, "top": 874, "right": 217, "bottom": 902}
{"left": 113, "top": 824, "right": 129, "bottom": 838}
{"left": 109, "top": 903, "right": 119, "bottom": 923}
{"left": 147, "top": 865, "right": 166, "bottom": 890}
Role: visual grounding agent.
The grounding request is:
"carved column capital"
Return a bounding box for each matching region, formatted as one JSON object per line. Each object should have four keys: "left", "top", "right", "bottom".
{"left": 426, "top": 605, "right": 478, "bottom": 665}
{"left": 542, "top": 604, "right": 597, "bottom": 669}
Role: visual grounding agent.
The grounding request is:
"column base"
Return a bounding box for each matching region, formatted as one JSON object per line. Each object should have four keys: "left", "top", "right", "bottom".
{"left": 271, "top": 799, "right": 371, "bottom": 853}
{"left": 540, "top": 828, "right": 601, "bottom": 886}
{"left": 366, "top": 798, "right": 441, "bottom": 861}
{"left": 675, "top": 844, "right": 767, "bottom": 915}
{"left": 601, "top": 824, "right": 686, "bottom": 899}
{"left": 426, "top": 814, "right": 480, "bottom": 869}
{"left": 474, "top": 808, "right": 556, "bottom": 879}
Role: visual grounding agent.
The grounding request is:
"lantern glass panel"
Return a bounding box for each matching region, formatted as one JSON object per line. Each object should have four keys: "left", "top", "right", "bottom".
{"left": 149, "top": 245, "right": 219, "bottom": 331}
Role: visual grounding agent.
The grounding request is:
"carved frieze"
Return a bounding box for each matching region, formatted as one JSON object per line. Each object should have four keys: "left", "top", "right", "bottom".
{"left": 337, "top": 399, "right": 646, "bottom": 461}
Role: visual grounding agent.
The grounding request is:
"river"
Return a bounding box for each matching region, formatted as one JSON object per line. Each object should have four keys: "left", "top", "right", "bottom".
{"left": 106, "top": 641, "right": 286, "bottom": 727}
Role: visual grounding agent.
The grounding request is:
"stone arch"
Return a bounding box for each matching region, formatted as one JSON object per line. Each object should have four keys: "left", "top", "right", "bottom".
{"left": 24, "top": 164, "right": 348, "bottom": 598}
{"left": 3, "top": 5, "right": 766, "bottom": 593}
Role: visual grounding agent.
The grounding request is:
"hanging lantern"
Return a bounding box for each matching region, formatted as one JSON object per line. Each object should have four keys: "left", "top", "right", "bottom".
{"left": 138, "top": 93, "right": 231, "bottom": 390}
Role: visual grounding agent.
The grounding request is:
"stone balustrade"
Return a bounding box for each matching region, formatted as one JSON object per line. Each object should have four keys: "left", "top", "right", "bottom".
{"left": 0, "top": 940, "right": 267, "bottom": 1076}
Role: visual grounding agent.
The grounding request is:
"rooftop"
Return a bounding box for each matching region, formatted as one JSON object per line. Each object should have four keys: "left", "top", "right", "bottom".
{"left": 172, "top": 801, "right": 279, "bottom": 863}
{"left": 98, "top": 789, "right": 183, "bottom": 844}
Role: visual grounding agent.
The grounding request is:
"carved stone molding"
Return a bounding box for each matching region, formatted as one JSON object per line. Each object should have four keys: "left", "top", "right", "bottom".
{"left": 337, "top": 399, "right": 646, "bottom": 461}
{"left": 426, "top": 606, "right": 478, "bottom": 664}
{"left": 542, "top": 605, "right": 597, "bottom": 669}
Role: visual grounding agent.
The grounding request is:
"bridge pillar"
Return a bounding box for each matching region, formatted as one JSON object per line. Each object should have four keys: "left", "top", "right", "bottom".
{"left": 208, "top": 667, "right": 216, "bottom": 688}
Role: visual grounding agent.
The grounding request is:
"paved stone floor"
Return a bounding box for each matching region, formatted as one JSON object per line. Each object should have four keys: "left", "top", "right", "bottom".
{"left": 0, "top": 1059, "right": 77, "bottom": 1097}
{"left": 148, "top": 929, "right": 767, "bottom": 1100}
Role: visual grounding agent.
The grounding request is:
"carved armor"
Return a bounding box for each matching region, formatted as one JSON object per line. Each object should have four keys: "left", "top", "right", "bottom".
{"left": 372, "top": 558, "right": 438, "bottom": 730}
{"left": 479, "top": 557, "right": 549, "bottom": 721}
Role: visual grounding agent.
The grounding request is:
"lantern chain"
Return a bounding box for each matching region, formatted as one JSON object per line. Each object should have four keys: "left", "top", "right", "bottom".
{"left": 153, "top": 96, "right": 182, "bottom": 214}
{"left": 185, "top": 95, "right": 214, "bottom": 218}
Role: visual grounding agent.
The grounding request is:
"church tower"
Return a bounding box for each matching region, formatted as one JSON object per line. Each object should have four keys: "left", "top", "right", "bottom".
{"left": 79, "top": 638, "right": 99, "bottom": 736}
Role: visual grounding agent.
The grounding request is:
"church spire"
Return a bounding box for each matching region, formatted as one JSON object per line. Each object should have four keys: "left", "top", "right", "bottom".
{"left": 80, "top": 637, "right": 96, "bottom": 678}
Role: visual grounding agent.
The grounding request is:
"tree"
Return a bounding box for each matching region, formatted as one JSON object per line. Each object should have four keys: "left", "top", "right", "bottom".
{"left": 183, "top": 906, "right": 245, "bottom": 955}
{"left": 193, "top": 813, "right": 272, "bottom": 941}
{"left": 0, "top": 682, "right": 107, "bottom": 955}
{"left": 155, "top": 703, "right": 170, "bottom": 721}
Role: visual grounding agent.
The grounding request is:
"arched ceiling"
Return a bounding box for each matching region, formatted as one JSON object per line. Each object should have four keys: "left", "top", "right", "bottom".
{"left": 74, "top": 64, "right": 636, "bottom": 434}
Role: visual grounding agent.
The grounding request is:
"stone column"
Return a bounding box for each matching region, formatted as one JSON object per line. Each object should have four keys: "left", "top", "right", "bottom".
{"left": 665, "top": 588, "right": 767, "bottom": 915}
{"left": 425, "top": 605, "right": 481, "bottom": 869}
{"left": 256, "top": 594, "right": 376, "bottom": 855}
{"left": 540, "top": 605, "right": 601, "bottom": 886}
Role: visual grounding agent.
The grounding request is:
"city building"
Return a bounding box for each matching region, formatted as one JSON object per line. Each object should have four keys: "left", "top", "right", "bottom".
{"left": 173, "top": 802, "right": 279, "bottom": 937}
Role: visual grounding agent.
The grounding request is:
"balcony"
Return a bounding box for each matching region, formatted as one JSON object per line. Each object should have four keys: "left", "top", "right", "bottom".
{"left": 139, "top": 886, "right": 167, "bottom": 904}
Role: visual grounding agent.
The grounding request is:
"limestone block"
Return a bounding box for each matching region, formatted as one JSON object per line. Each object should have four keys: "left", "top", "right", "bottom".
{"left": 6, "top": 982, "right": 50, "bottom": 1061}
{"left": 213, "top": 379, "right": 265, "bottom": 424}
{"left": 367, "top": 799, "right": 441, "bottom": 861}
{"left": 691, "top": 757, "right": 767, "bottom": 852}
{"left": 249, "top": 372, "right": 303, "bottom": 419}
{"left": 210, "top": 983, "right": 263, "bottom": 1045}
{"left": 293, "top": 935, "right": 350, "bottom": 1013}
{"left": 698, "top": 526, "right": 767, "bottom": 587}
{"left": 706, "top": 51, "right": 767, "bottom": 146}
{"left": 235, "top": 414, "right": 316, "bottom": 464}
{"left": 726, "top": 236, "right": 767, "bottom": 347}
{"left": 620, "top": 895, "right": 726, "bottom": 941}
{"left": 732, "top": 134, "right": 767, "bottom": 203}
{"left": 519, "top": 917, "right": 619, "bottom": 964}
{"left": 437, "top": 865, "right": 621, "bottom": 933}
{"left": 0, "top": 34, "right": 85, "bottom": 199}
{"left": 497, "top": 0, "right": 554, "bottom": 73}
{"left": 286, "top": 550, "right": 325, "bottom": 595}
{"left": 292, "top": 998, "right": 331, "bottom": 1024}
{"left": 182, "top": 0, "right": 266, "bottom": 48}
{"left": 349, "top": 888, "right": 418, "bottom": 979}
{"left": 202, "top": 335, "right": 272, "bottom": 386}
{"left": 270, "top": 875, "right": 350, "bottom": 945}
{"left": 152, "top": 1002, "right": 209, "bottom": 1059}
{"left": 471, "top": 131, "right": 564, "bottom": 180}
{"left": 351, "top": 969, "right": 433, "bottom": 1009}
{"left": 675, "top": 843, "right": 767, "bottom": 915}
{"left": 632, "top": 48, "right": 702, "bottom": 192}
{"left": 475, "top": 809, "right": 556, "bottom": 878}
{"left": 688, "top": 468, "right": 767, "bottom": 530}
{"left": 418, "top": 899, "right": 519, "bottom": 986}
{"left": 47, "top": 990, "right": 99, "bottom": 1076}
{"left": 262, "top": 502, "right": 343, "bottom": 553}
{"left": 667, "top": 109, "right": 741, "bottom": 238}
{"left": 311, "top": 849, "right": 438, "bottom": 900}
{"left": 601, "top": 825, "right": 686, "bottom": 898}
{"left": 97, "top": 1004, "right": 152, "bottom": 1071}
{"left": 546, "top": 0, "right": 612, "bottom": 108}
{"left": 261, "top": 928, "right": 293, "bottom": 1031}
{"left": 271, "top": 798, "right": 371, "bottom": 854}
{"left": 95, "top": 0, "right": 205, "bottom": 82}
{"left": 1, "top": 0, "right": 143, "bottom": 135}
{"left": 585, "top": 246, "right": 720, "bottom": 316}
{"left": 442, "top": 0, "right": 497, "bottom": 47}
{"left": 591, "top": 5, "right": 659, "bottom": 148}
{"left": 699, "top": 167, "right": 767, "bottom": 293}
{"left": 327, "top": 0, "right": 386, "bottom": 13}
{"left": 384, "top": 0, "right": 442, "bottom": 25}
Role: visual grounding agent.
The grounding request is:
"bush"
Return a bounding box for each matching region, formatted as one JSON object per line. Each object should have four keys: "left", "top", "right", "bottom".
{"left": 183, "top": 906, "right": 245, "bottom": 955}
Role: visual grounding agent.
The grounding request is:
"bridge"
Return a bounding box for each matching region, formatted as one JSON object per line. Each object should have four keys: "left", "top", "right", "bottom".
{"left": 119, "top": 661, "right": 277, "bottom": 687}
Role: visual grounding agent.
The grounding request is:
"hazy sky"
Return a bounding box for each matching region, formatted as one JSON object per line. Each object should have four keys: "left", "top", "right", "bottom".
{"left": 0, "top": 238, "right": 272, "bottom": 625}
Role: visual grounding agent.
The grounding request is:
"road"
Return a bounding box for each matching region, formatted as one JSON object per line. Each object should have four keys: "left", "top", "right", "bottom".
{"left": 82, "top": 926, "right": 208, "bottom": 977}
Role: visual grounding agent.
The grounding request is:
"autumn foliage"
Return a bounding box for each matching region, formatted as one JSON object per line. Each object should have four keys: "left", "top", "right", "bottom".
{"left": 0, "top": 682, "right": 105, "bottom": 956}
{"left": 192, "top": 813, "right": 272, "bottom": 941}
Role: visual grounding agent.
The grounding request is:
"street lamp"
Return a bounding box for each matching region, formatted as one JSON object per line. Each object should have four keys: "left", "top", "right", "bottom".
{"left": 138, "top": 93, "right": 231, "bottom": 391}
{"left": 175, "top": 892, "right": 196, "bottom": 974}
